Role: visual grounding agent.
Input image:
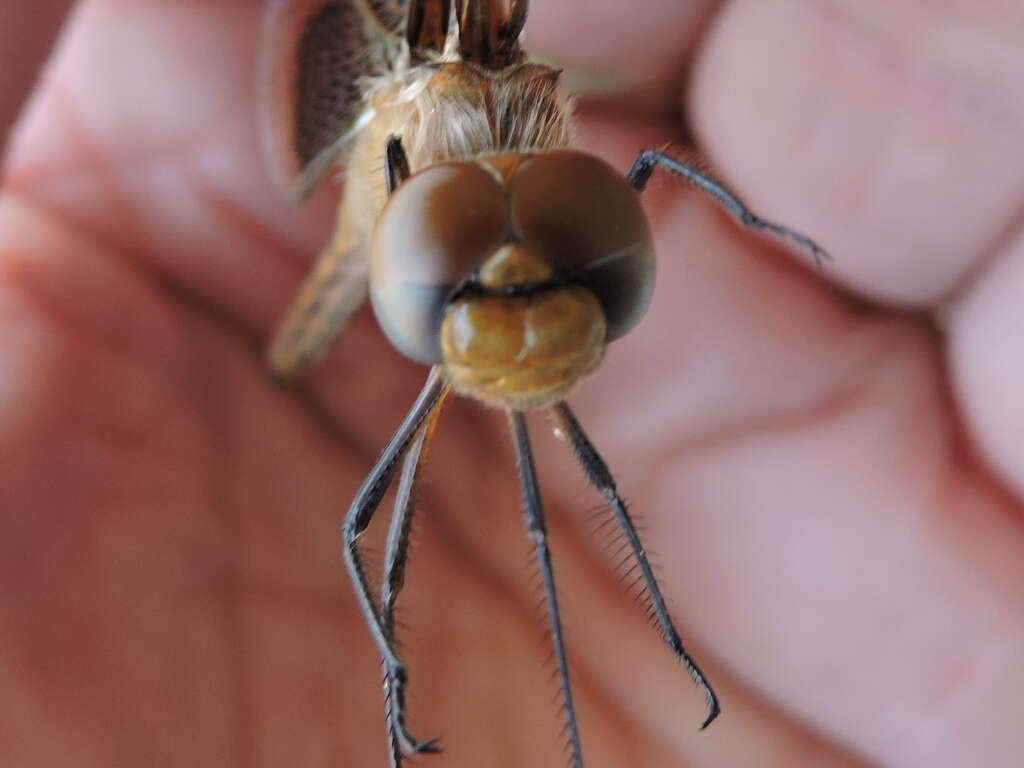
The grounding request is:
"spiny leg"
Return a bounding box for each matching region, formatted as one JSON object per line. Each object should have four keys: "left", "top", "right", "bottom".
{"left": 509, "top": 411, "right": 585, "bottom": 768}
{"left": 343, "top": 367, "right": 449, "bottom": 755}
{"left": 381, "top": 400, "right": 445, "bottom": 767}
{"left": 381, "top": 442, "right": 423, "bottom": 768}
{"left": 552, "top": 402, "right": 720, "bottom": 729}
{"left": 626, "top": 149, "right": 829, "bottom": 269}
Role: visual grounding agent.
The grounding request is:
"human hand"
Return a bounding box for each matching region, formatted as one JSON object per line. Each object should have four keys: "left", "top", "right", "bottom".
{"left": 1, "top": 2, "right": 1022, "bottom": 767}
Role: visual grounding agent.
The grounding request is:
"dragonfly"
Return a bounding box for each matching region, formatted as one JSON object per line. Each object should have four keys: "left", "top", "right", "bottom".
{"left": 261, "top": 1, "right": 828, "bottom": 765}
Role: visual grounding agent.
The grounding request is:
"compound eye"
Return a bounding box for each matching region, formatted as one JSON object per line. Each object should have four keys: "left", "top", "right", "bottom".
{"left": 370, "top": 162, "right": 510, "bottom": 363}
{"left": 509, "top": 150, "right": 655, "bottom": 340}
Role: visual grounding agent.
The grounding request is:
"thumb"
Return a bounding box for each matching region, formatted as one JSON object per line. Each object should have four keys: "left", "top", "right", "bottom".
{"left": 0, "top": 0, "right": 76, "bottom": 170}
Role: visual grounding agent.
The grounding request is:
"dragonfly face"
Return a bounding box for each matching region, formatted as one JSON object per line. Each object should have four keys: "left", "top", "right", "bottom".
{"left": 370, "top": 148, "right": 655, "bottom": 408}
{"left": 262, "top": 1, "right": 828, "bottom": 765}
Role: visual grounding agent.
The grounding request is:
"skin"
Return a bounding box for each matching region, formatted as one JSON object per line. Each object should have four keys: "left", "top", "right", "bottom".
{"left": 1, "top": 0, "right": 1023, "bottom": 766}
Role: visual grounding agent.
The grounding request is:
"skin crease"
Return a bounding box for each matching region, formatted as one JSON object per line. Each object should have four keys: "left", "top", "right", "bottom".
{"left": 1, "top": 0, "right": 1023, "bottom": 766}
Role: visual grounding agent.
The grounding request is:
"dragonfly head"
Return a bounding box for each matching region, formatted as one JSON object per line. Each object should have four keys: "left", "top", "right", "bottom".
{"left": 370, "top": 150, "right": 655, "bottom": 409}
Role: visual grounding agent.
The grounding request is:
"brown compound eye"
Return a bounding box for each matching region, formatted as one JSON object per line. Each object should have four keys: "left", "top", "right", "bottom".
{"left": 370, "top": 162, "right": 510, "bottom": 363}
{"left": 509, "top": 150, "right": 655, "bottom": 341}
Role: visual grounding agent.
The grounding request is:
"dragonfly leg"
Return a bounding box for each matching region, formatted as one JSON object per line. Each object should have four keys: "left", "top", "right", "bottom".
{"left": 509, "top": 411, "right": 585, "bottom": 768}
{"left": 552, "top": 402, "right": 721, "bottom": 729}
{"left": 626, "top": 149, "right": 829, "bottom": 269}
{"left": 342, "top": 368, "right": 449, "bottom": 756}
{"left": 384, "top": 136, "right": 411, "bottom": 195}
{"left": 380, "top": 399, "right": 445, "bottom": 767}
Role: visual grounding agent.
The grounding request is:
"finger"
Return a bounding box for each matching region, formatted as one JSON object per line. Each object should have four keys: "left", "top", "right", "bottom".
{"left": 577, "top": 200, "right": 1024, "bottom": 768}
{"left": 0, "top": 0, "right": 76, "bottom": 164}
{"left": 342, "top": 408, "right": 872, "bottom": 768}
{"left": 4, "top": 0, "right": 336, "bottom": 337}
{"left": 525, "top": 0, "right": 715, "bottom": 67}
{"left": 948, "top": 237, "right": 1024, "bottom": 498}
{"left": 524, "top": 0, "right": 716, "bottom": 110}
{"left": 550, "top": 112, "right": 1024, "bottom": 766}
{"left": 690, "top": 0, "right": 1024, "bottom": 305}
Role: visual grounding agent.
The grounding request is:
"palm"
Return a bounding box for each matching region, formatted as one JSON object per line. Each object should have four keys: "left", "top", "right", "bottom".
{"left": 2, "top": 2, "right": 1021, "bottom": 767}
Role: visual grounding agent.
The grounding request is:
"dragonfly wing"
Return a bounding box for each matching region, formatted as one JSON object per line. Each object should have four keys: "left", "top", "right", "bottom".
{"left": 267, "top": 225, "right": 370, "bottom": 381}
{"left": 260, "top": 0, "right": 404, "bottom": 202}
{"left": 263, "top": 1, "right": 410, "bottom": 380}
